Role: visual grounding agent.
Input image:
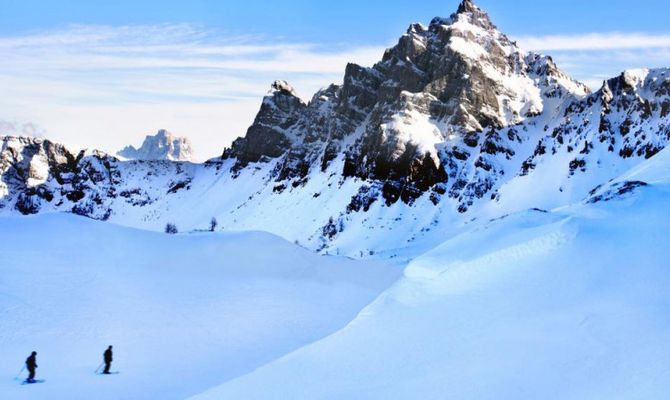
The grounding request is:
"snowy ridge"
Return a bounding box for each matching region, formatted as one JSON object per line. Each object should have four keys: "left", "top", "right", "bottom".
{"left": 0, "top": 1, "right": 669, "bottom": 259}
{"left": 188, "top": 148, "right": 670, "bottom": 399}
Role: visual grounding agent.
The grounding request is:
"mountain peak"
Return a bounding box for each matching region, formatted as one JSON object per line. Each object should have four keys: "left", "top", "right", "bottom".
{"left": 457, "top": 0, "right": 478, "bottom": 13}
{"left": 117, "top": 129, "right": 194, "bottom": 162}
{"left": 270, "top": 80, "right": 298, "bottom": 97}
{"left": 429, "top": 0, "right": 494, "bottom": 32}
{"left": 228, "top": 0, "right": 590, "bottom": 184}
{"left": 155, "top": 128, "right": 171, "bottom": 139}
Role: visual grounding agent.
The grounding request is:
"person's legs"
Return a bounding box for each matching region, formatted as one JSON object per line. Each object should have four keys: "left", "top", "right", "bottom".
{"left": 27, "top": 369, "right": 35, "bottom": 382}
{"left": 103, "top": 362, "right": 111, "bottom": 374}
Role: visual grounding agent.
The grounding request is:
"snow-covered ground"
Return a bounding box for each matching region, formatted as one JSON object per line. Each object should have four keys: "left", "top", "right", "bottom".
{"left": 3, "top": 152, "right": 670, "bottom": 400}
{"left": 190, "top": 151, "right": 670, "bottom": 399}
{"left": 0, "top": 215, "right": 400, "bottom": 399}
{"left": 2, "top": 3, "right": 670, "bottom": 398}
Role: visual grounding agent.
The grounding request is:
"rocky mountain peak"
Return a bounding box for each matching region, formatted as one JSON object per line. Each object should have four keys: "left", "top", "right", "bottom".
{"left": 270, "top": 80, "right": 298, "bottom": 97}
{"left": 118, "top": 129, "right": 194, "bottom": 162}
{"left": 457, "top": 0, "right": 477, "bottom": 13}
{"left": 428, "top": 0, "right": 495, "bottom": 31}
{"left": 222, "top": 81, "right": 307, "bottom": 167}
{"left": 222, "top": 1, "right": 591, "bottom": 202}
{"left": 264, "top": 80, "right": 305, "bottom": 113}
{"left": 380, "top": 4, "right": 585, "bottom": 134}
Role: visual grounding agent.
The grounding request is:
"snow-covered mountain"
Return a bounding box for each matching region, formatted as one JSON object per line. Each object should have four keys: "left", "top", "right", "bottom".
{"left": 190, "top": 145, "right": 670, "bottom": 400}
{"left": 1, "top": 0, "right": 670, "bottom": 258}
{"left": 118, "top": 129, "right": 194, "bottom": 161}
{"left": 2, "top": 3, "right": 670, "bottom": 398}
{"left": 2, "top": 130, "right": 669, "bottom": 400}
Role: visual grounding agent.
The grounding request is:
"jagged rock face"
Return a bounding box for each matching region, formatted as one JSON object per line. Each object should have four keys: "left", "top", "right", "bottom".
{"left": 118, "top": 129, "right": 194, "bottom": 162}
{"left": 222, "top": 0, "right": 588, "bottom": 204}
{"left": 0, "top": 136, "right": 197, "bottom": 219}
{"left": 521, "top": 69, "right": 670, "bottom": 176}
{"left": 224, "top": 80, "right": 306, "bottom": 168}
{"left": 1, "top": 136, "right": 114, "bottom": 217}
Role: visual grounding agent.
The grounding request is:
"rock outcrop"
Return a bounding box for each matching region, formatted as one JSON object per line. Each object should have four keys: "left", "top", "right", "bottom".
{"left": 223, "top": 0, "right": 589, "bottom": 206}
{"left": 118, "top": 129, "right": 194, "bottom": 162}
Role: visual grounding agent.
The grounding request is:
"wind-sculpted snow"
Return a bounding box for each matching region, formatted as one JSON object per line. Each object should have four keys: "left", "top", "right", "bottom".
{"left": 0, "top": 214, "right": 400, "bottom": 400}
{"left": 189, "top": 150, "right": 670, "bottom": 400}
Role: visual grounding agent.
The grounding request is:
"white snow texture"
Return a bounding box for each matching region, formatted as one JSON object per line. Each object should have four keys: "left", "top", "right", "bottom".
{"left": 2, "top": 1, "right": 670, "bottom": 399}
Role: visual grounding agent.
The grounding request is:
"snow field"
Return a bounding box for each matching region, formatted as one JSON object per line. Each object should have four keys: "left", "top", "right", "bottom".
{"left": 190, "top": 152, "right": 670, "bottom": 399}
{"left": 0, "top": 214, "right": 401, "bottom": 399}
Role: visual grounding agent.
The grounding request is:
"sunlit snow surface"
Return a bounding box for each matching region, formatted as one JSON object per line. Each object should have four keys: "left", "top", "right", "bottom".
{"left": 190, "top": 150, "right": 670, "bottom": 399}
{"left": 0, "top": 216, "right": 400, "bottom": 399}
{"left": 3, "top": 151, "right": 670, "bottom": 399}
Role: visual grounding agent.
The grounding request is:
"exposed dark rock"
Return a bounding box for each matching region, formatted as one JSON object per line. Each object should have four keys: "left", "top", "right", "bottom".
{"left": 588, "top": 181, "right": 649, "bottom": 203}
{"left": 216, "top": 0, "right": 588, "bottom": 211}
{"left": 347, "top": 185, "right": 379, "bottom": 213}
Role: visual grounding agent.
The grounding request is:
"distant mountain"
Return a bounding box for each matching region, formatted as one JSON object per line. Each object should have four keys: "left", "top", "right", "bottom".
{"left": 2, "top": 0, "right": 670, "bottom": 258}
{"left": 0, "top": 120, "right": 46, "bottom": 137}
{"left": 118, "top": 129, "right": 194, "bottom": 161}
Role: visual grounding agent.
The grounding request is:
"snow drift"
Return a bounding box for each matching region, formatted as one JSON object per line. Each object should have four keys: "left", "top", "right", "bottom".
{"left": 189, "top": 148, "right": 670, "bottom": 400}
{"left": 0, "top": 215, "right": 400, "bottom": 399}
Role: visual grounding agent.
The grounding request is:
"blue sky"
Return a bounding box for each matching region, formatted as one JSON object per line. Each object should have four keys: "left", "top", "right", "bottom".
{"left": 2, "top": 0, "right": 669, "bottom": 40}
{"left": 1, "top": 0, "right": 669, "bottom": 158}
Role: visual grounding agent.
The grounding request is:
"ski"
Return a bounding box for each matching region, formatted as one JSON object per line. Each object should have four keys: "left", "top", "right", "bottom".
{"left": 21, "top": 379, "right": 46, "bottom": 385}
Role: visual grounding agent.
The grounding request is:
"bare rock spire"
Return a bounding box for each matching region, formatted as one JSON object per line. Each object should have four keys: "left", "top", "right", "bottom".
{"left": 457, "top": 0, "right": 478, "bottom": 14}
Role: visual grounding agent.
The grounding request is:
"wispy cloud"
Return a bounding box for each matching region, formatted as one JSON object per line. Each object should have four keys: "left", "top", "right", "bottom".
{"left": 2, "top": 24, "right": 670, "bottom": 159}
{"left": 513, "top": 32, "right": 670, "bottom": 91}
{"left": 515, "top": 32, "right": 670, "bottom": 51}
{"left": 0, "top": 24, "right": 386, "bottom": 158}
{"left": 0, "top": 25, "right": 383, "bottom": 75}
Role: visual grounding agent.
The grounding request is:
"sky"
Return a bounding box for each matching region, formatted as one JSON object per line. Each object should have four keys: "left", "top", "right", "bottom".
{"left": 1, "top": 0, "right": 669, "bottom": 160}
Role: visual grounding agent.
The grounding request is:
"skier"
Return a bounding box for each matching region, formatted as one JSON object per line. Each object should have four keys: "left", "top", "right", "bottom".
{"left": 103, "top": 345, "right": 113, "bottom": 374}
{"left": 25, "top": 351, "right": 38, "bottom": 383}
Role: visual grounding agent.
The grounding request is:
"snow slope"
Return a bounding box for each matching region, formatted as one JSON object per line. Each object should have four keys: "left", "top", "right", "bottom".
{"left": 0, "top": 214, "right": 400, "bottom": 400}
{"left": 190, "top": 150, "right": 670, "bottom": 400}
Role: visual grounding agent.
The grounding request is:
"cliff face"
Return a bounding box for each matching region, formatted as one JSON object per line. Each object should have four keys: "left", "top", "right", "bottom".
{"left": 0, "top": 136, "right": 120, "bottom": 218}
{"left": 223, "top": 0, "right": 588, "bottom": 207}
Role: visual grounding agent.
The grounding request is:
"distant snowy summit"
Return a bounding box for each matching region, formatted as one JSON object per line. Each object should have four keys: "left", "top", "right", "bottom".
{"left": 118, "top": 129, "right": 194, "bottom": 162}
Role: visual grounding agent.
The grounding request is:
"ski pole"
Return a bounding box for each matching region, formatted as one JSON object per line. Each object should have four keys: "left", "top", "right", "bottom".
{"left": 94, "top": 362, "right": 104, "bottom": 374}
{"left": 14, "top": 365, "right": 25, "bottom": 380}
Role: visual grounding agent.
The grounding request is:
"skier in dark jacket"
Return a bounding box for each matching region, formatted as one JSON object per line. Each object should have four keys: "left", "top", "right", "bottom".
{"left": 103, "top": 345, "right": 113, "bottom": 374}
{"left": 26, "top": 351, "right": 38, "bottom": 383}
